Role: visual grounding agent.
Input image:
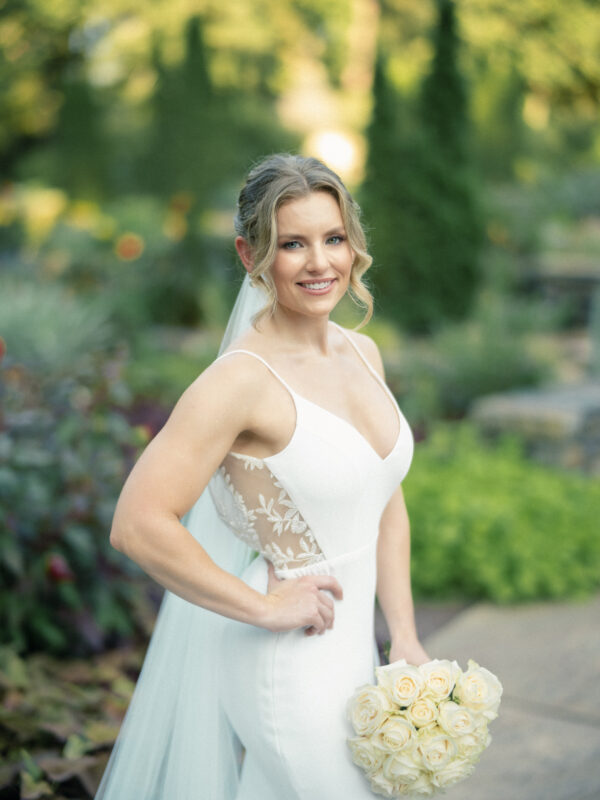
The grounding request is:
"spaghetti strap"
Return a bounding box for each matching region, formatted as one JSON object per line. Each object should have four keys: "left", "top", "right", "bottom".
{"left": 216, "top": 348, "right": 298, "bottom": 397}
{"left": 330, "top": 322, "right": 381, "bottom": 382}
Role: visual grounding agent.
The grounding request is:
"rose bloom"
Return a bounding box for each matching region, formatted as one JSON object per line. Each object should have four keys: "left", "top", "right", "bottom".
{"left": 376, "top": 660, "right": 424, "bottom": 707}
{"left": 417, "top": 726, "right": 458, "bottom": 773}
{"left": 348, "top": 736, "right": 385, "bottom": 775}
{"left": 454, "top": 660, "right": 503, "bottom": 721}
{"left": 438, "top": 700, "right": 477, "bottom": 737}
{"left": 431, "top": 756, "right": 475, "bottom": 789}
{"left": 382, "top": 751, "right": 422, "bottom": 785}
{"left": 369, "top": 770, "right": 398, "bottom": 798}
{"left": 418, "top": 659, "right": 461, "bottom": 702}
{"left": 407, "top": 698, "right": 438, "bottom": 729}
{"left": 408, "top": 772, "right": 435, "bottom": 796}
{"left": 374, "top": 716, "right": 416, "bottom": 753}
{"left": 347, "top": 685, "right": 394, "bottom": 736}
{"left": 456, "top": 721, "right": 492, "bottom": 759}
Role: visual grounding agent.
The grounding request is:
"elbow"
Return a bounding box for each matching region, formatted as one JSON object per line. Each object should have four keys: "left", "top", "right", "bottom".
{"left": 109, "top": 524, "right": 126, "bottom": 553}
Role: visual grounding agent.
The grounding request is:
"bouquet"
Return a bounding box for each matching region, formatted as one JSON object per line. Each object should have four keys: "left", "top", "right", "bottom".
{"left": 346, "top": 658, "right": 502, "bottom": 798}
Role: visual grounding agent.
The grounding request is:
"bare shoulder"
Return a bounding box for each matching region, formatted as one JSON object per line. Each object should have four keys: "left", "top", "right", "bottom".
{"left": 342, "top": 328, "right": 385, "bottom": 379}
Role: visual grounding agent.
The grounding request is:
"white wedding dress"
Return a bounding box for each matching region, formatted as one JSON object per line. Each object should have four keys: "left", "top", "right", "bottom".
{"left": 207, "top": 323, "right": 414, "bottom": 799}
{"left": 95, "top": 309, "right": 414, "bottom": 800}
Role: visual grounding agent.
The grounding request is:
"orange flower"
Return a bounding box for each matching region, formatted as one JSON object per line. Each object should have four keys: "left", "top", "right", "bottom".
{"left": 115, "top": 232, "right": 144, "bottom": 261}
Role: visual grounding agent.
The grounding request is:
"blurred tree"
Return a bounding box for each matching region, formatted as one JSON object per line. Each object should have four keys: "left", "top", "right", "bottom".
{"left": 362, "top": 0, "right": 483, "bottom": 332}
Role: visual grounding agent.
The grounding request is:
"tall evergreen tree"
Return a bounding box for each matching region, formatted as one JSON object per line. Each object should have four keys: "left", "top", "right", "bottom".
{"left": 362, "top": 0, "right": 484, "bottom": 332}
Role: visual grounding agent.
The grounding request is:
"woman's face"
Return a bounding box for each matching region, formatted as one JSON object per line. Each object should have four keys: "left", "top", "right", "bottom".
{"left": 267, "top": 190, "right": 354, "bottom": 320}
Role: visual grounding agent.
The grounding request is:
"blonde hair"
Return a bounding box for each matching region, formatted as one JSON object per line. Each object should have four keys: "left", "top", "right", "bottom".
{"left": 234, "top": 153, "right": 373, "bottom": 328}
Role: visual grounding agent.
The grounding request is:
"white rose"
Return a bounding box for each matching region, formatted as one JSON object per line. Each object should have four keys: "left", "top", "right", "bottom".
{"left": 377, "top": 660, "right": 424, "bottom": 707}
{"left": 455, "top": 730, "right": 489, "bottom": 760}
{"left": 382, "top": 751, "right": 422, "bottom": 785}
{"left": 407, "top": 698, "right": 438, "bottom": 729}
{"left": 417, "top": 726, "right": 457, "bottom": 773}
{"left": 431, "top": 756, "right": 475, "bottom": 789}
{"left": 408, "top": 773, "right": 435, "bottom": 796}
{"left": 374, "top": 715, "right": 416, "bottom": 753}
{"left": 347, "top": 684, "right": 394, "bottom": 736}
{"left": 438, "top": 700, "right": 477, "bottom": 737}
{"left": 369, "top": 770, "right": 399, "bottom": 798}
{"left": 453, "top": 660, "right": 503, "bottom": 721}
{"left": 419, "top": 659, "right": 461, "bottom": 702}
{"left": 348, "top": 736, "right": 385, "bottom": 775}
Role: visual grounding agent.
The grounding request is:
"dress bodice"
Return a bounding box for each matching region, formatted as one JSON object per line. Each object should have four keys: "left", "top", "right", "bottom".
{"left": 208, "top": 325, "right": 413, "bottom": 575}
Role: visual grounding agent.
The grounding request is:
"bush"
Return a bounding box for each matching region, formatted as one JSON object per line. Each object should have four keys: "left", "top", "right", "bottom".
{"left": 0, "top": 280, "right": 150, "bottom": 655}
{"left": 392, "top": 290, "right": 556, "bottom": 425}
{"left": 405, "top": 424, "right": 600, "bottom": 603}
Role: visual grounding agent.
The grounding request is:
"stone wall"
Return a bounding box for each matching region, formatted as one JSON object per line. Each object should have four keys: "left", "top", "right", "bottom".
{"left": 471, "top": 382, "right": 600, "bottom": 475}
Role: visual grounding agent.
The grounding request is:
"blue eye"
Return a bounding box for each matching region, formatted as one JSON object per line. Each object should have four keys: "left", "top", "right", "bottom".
{"left": 328, "top": 235, "right": 345, "bottom": 245}
{"left": 282, "top": 241, "right": 301, "bottom": 249}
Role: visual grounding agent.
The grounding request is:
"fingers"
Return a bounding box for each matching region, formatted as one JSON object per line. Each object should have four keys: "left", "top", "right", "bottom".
{"left": 311, "top": 574, "right": 344, "bottom": 601}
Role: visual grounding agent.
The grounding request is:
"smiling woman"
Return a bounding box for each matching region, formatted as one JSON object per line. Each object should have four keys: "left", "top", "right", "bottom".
{"left": 96, "top": 154, "right": 427, "bottom": 800}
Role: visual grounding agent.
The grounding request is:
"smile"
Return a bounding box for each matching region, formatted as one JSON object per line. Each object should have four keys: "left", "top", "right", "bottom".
{"left": 297, "top": 279, "right": 336, "bottom": 293}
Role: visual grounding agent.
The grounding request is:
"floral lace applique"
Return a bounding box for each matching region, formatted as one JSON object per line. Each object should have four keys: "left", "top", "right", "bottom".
{"left": 208, "top": 452, "right": 325, "bottom": 571}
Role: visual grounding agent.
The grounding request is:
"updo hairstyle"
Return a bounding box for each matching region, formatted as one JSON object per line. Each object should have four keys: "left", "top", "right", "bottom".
{"left": 234, "top": 153, "right": 373, "bottom": 327}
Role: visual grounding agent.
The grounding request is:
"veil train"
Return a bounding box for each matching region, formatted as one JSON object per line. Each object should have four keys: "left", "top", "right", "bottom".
{"left": 95, "top": 274, "right": 265, "bottom": 800}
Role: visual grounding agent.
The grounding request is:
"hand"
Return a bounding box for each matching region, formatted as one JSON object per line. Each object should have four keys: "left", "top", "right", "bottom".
{"left": 389, "top": 637, "right": 430, "bottom": 666}
{"left": 261, "top": 562, "right": 343, "bottom": 636}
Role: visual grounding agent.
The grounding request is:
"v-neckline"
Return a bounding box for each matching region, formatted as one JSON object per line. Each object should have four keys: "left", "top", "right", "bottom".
{"left": 220, "top": 323, "right": 403, "bottom": 463}
{"left": 290, "top": 390, "right": 403, "bottom": 463}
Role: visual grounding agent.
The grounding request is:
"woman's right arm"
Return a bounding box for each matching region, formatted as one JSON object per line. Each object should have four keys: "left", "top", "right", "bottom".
{"left": 109, "top": 355, "right": 342, "bottom": 634}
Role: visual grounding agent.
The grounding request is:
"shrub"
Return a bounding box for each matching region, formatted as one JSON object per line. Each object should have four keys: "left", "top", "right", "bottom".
{"left": 0, "top": 280, "right": 150, "bottom": 655}
{"left": 405, "top": 424, "right": 600, "bottom": 603}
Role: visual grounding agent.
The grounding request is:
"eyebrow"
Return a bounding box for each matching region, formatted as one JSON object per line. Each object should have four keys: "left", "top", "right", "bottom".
{"left": 277, "top": 227, "right": 346, "bottom": 241}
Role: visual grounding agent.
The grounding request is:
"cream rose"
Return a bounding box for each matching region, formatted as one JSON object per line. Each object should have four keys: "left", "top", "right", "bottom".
{"left": 419, "top": 659, "right": 461, "bottom": 702}
{"left": 347, "top": 685, "right": 394, "bottom": 736}
{"left": 382, "top": 751, "right": 422, "bottom": 785}
{"left": 348, "top": 736, "right": 385, "bottom": 775}
{"left": 408, "top": 773, "right": 435, "bottom": 796}
{"left": 453, "top": 660, "right": 503, "bottom": 721}
{"left": 407, "top": 698, "right": 438, "bottom": 729}
{"left": 369, "top": 770, "right": 397, "bottom": 798}
{"left": 374, "top": 715, "right": 416, "bottom": 753}
{"left": 438, "top": 700, "right": 477, "bottom": 737}
{"left": 431, "top": 756, "right": 475, "bottom": 788}
{"left": 417, "top": 727, "right": 457, "bottom": 773}
{"left": 376, "top": 660, "right": 424, "bottom": 707}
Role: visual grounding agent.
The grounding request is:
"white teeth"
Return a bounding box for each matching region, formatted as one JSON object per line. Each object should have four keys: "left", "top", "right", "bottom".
{"left": 300, "top": 280, "right": 333, "bottom": 289}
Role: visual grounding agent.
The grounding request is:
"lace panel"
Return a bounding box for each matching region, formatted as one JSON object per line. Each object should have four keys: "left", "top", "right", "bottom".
{"left": 208, "top": 452, "right": 325, "bottom": 571}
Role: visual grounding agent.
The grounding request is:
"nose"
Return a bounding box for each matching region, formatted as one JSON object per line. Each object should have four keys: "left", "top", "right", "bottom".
{"left": 306, "top": 243, "right": 329, "bottom": 272}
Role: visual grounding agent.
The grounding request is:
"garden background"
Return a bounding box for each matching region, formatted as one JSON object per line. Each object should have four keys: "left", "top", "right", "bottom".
{"left": 1, "top": 0, "right": 599, "bottom": 797}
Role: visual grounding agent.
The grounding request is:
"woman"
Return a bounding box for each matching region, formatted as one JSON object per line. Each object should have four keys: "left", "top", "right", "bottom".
{"left": 96, "top": 154, "right": 428, "bottom": 800}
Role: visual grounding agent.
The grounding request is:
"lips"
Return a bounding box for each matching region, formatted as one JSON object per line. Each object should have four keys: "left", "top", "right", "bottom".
{"left": 297, "top": 279, "right": 336, "bottom": 290}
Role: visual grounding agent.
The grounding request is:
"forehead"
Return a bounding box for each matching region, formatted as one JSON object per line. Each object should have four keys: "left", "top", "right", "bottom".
{"left": 276, "top": 191, "right": 343, "bottom": 232}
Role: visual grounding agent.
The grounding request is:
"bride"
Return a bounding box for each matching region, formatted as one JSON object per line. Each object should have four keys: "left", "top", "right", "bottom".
{"left": 96, "top": 153, "right": 429, "bottom": 799}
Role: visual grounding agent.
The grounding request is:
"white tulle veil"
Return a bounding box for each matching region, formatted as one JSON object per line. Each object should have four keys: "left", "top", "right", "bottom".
{"left": 95, "top": 274, "right": 266, "bottom": 800}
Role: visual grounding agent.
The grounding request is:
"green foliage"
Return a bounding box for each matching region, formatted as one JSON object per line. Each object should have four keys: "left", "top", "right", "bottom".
{"left": 0, "top": 281, "right": 150, "bottom": 655}
{"left": 394, "top": 290, "right": 556, "bottom": 425}
{"left": 0, "top": 645, "right": 146, "bottom": 799}
{"left": 406, "top": 424, "right": 600, "bottom": 602}
{"left": 362, "top": 1, "right": 484, "bottom": 332}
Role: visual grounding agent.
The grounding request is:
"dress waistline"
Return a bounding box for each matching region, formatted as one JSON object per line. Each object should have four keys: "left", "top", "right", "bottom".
{"left": 273, "top": 538, "right": 377, "bottom": 581}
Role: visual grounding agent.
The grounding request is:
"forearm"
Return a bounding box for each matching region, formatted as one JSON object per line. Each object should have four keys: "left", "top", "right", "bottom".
{"left": 111, "top": 511, "right": 269, "bottom": 628}
{"left": 376, "top": 491, "right": 419, "bottom": 644}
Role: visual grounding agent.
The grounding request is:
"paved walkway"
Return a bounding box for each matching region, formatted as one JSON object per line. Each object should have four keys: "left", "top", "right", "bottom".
{"left": 417, "top": 595, "right": 600, "bottom": 800}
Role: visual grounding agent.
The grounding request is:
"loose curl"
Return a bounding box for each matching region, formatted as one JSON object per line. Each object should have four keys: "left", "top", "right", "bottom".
{"left": 234, "top": 153, "right": 373, "bottom": 328}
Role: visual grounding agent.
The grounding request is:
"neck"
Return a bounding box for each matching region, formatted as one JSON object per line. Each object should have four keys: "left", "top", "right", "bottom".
{"left": 263, "top": 305, "right": 334, "bottom": 357}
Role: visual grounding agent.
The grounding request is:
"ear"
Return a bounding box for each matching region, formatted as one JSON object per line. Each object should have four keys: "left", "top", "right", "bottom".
{"left": 235, "top": 236, "right": 254, "bottom": 274}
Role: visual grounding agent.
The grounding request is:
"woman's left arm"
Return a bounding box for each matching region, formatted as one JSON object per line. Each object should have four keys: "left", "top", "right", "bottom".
{"left": 377, "top": 486, "right": 430, "bottom": 666}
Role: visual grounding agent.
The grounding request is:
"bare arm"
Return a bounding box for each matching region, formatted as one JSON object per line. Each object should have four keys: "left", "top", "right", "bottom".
{"left": 377, "top": 487, "right": 429, "bottom": 665}
{"left": 351, "top": 331, "right": 429, "bottom": 664}
{"left": 110, "top": 355, "right": 342, "bottom": 634}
